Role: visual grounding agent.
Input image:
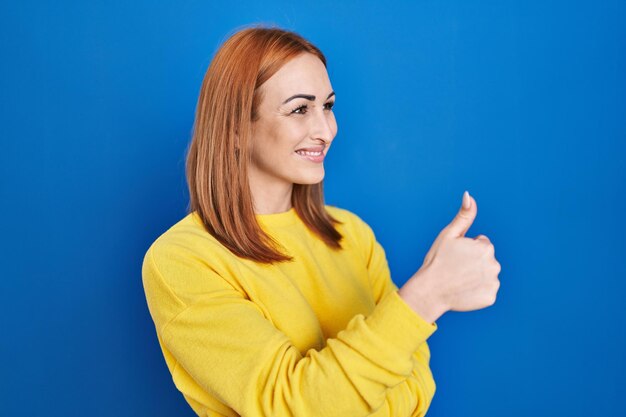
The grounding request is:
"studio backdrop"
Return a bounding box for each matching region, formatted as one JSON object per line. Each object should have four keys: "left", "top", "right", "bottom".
{"left": 1, "top": 1, "right": 624, "bottom": 416}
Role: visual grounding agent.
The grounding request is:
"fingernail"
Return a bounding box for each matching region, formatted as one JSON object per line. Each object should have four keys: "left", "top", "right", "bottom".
{"left": 463, "top": 191, "right": 470, "bottom": 209}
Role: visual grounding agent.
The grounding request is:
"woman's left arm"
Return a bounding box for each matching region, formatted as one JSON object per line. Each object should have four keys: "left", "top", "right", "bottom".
{"left": 353, "top": 213, "right": 437, "bottom": 417}
{"left": 407, "top": 339, "right": 436, "bottom": 417}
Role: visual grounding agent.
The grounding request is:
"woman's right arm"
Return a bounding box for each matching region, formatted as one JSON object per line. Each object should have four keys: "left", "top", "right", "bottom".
{"left": 142, "top": 242, "right": 437, "bottom": 417}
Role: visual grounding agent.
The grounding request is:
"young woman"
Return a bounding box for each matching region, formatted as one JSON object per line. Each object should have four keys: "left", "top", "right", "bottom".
{"left": 142, "top": 26, "right": 501, "bottom": 417}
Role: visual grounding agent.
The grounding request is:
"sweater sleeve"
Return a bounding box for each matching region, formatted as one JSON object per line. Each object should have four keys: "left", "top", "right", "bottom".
{"left": 142, "top": 242, "right": 437, "bottom": 417}
{"left": 408, "top": 342, "right": 436, "bottom": 417}
{"left": 352, "top": 213, "right": 437, "bottom": 417}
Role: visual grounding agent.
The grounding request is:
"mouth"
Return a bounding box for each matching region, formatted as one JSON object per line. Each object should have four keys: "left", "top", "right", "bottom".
{"left": 294, "top": 148, "right": 325, "bottom": 163}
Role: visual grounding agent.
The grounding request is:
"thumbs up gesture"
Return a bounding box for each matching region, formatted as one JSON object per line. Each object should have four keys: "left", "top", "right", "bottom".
{"left": 398, "top": 191, "right": 501, "bottom": 323}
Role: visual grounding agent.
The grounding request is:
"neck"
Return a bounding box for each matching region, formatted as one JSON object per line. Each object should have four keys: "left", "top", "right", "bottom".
{"left": 248, "top": 170, "right": 293, "bottom": 215}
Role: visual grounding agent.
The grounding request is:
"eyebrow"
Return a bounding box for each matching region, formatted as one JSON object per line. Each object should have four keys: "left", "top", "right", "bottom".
{"left": 282, "top": 91, "right": 335, "bottom": 105}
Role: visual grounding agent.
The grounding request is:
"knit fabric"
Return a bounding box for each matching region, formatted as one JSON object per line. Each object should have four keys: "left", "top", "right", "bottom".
{"left": 142, "top": 205, "right": 438, "bottom": 417}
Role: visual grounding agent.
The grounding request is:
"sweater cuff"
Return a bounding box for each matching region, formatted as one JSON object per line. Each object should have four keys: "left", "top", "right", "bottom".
{"left": 365, "top": 290, "right": 438, "bottom": 354}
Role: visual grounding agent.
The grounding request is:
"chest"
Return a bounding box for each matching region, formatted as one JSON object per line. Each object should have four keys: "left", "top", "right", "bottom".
{"left": 235, "top": 232, "right": 376, "bottom": 354}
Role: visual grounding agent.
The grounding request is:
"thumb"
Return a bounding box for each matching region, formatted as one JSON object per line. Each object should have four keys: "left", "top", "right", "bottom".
{"left": 444, "top": 191, "right": 477, "bottom": 238}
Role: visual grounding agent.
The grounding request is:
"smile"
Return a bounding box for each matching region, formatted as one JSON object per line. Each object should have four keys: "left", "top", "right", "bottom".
{"left": 295, "top": 150, "right": 325, "bottom": 163}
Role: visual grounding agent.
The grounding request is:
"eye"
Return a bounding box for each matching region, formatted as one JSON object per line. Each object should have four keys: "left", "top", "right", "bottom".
{"left": 291, "top": 104, "right": 308, "bottom": 115}
{"left": 324, "top": 101, "right": 335, "bottom": 111}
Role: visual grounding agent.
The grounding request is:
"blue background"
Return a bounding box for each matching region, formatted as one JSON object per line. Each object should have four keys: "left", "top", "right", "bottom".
{"left": 1, "top": 1, "right": 624, "bottom": 416}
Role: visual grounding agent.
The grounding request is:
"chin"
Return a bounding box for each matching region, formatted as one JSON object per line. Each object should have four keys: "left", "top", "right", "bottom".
{"left": 292, "top": 170, "right": 325, "bottom": 185}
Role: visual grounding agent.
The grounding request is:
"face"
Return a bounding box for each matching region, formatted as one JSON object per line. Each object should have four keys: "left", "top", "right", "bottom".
{"left": 248, "top": 53, "right": 337, "bottom": 190}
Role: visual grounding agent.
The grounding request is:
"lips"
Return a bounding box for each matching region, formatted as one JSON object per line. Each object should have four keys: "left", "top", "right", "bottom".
{"left": 295, "top": 145, "right": 325, "bottom": 153}
{"left": 294, "top": 145, "right": 326, "bottom": 163}
{"left": 295, "top": 149, "right": 323, "bottom": 157}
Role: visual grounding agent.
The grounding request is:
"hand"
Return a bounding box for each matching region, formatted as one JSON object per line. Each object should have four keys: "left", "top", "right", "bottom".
{"left": 398, "top": 191, "right": 501, "bottom": 322}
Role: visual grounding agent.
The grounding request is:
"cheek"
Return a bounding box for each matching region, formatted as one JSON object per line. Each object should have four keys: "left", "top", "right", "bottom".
{"left": 251, "top": 129, "right": 276, "bottom": 164}
{"left": 277, "top": 121, "right": 308, "bottom": 150}
{"left": 252, "top": 123, "right": 302, "bottom": 163}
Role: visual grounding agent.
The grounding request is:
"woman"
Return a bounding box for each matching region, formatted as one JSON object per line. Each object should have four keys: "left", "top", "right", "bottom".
{"left": 142, "top": 25, "right": 501, "bottom": 417}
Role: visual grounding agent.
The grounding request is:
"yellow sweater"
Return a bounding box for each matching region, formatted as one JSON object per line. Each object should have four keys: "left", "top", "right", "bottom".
{"left": 142, "top": 205, "right": 438, "bottom": 417}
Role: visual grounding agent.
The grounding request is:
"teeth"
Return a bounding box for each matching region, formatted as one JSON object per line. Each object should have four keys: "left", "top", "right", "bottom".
{"left": 296, "top": 150, "right": 322, "bottom": 156}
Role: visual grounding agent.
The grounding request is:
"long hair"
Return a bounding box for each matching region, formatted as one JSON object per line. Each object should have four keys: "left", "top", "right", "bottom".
{"left": 186, "top": 26, "right": 343, "bottom": 264}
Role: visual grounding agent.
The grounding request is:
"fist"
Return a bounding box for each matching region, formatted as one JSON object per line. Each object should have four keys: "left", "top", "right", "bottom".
{"left": 420, "top": 191, "right": 501, "bottom": 313}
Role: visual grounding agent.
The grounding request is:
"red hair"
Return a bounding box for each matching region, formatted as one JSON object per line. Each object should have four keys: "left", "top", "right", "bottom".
{"left": 186, "top": 26, "right": 343, "bottom": 264}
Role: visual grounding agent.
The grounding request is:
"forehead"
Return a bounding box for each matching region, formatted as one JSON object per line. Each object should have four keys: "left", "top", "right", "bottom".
{"left": 260, "top": 53, "right": 331, "bottom": 100}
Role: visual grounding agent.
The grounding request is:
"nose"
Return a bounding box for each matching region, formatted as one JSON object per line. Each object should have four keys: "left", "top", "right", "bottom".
{"left": 310, "top": 107, "right": 335, "bottom": 145}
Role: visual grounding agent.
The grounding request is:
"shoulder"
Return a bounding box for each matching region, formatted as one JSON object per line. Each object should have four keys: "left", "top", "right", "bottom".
{"left": 142, "top": 211, "right": 249, "bottom": 310}
{"left": 324, "top": 205, "right": 377, "bottom": 243}
{"left": 145, "top": 212, "right": 222, "bottom": 256}
{"left": 324, "top": 204, "right": 358, "bottom": 220}
{"left": 142, "top": 212, "right": 236, "bottom": 283}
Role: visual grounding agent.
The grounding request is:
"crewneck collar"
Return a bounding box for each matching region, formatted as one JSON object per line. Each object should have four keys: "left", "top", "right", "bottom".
{"left": 255, "top": 207, "right": 298, "bottom": 227}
